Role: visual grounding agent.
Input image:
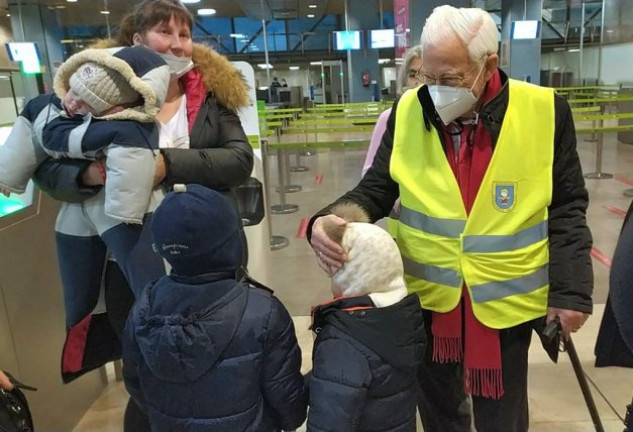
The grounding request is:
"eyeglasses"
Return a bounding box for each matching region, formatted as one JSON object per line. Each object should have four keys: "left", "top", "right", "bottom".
{"left": 417, "top": 63, "right": 480, "bottom": 87}
{"left": 419, "top": 73, "right": 468, "bottom": 87}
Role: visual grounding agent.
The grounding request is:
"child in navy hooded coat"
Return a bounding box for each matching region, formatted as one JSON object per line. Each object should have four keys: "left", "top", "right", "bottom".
{"left": 307, "top": 204, "right": 425, "bottom": 432}
{"left": 123, "top": 184, "right": 307, "bottom": 432}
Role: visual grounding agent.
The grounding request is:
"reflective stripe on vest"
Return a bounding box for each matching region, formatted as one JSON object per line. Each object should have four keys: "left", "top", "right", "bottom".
{"left": 391, "top": 79, "right": 555, "bottom": 329}
{"left": 399, "top": 206, "right": 466, "bottom": 238}
{"left": 464, "top": 220, "right": 548, "bottom": 253}
{"left": 402, "top": 256, "right": 462, "bottom": 288}
{"left": 386, "top": 207, "right": 400, "bottom": 238}
{"left": 471, "top": 264, "right": 549, "bottom": 303}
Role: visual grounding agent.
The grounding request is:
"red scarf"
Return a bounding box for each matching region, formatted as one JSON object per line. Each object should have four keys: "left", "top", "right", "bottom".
{"left": 432, "top": 69, "right": 504, "bottom": 399}
{"left": 180, "top": 68, "right": 207, "bottom": 135}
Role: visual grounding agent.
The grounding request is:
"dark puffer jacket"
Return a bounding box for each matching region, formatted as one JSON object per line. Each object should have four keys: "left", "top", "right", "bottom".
{"left": 307, "top": 294, "right": 424, "bottom": 432}
{"left": 595, "top": 200, "right": 633, "bottom": 367}
{"left": 123, "top": 275, "right": 307, "bottom": 432}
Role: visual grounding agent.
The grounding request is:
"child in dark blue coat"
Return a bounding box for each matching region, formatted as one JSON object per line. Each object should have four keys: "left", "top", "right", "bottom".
{"left": 123, "top": 184, "right": 306, "bottom": 432}
{"left": 307, "top": 204, "right": 425, "bottom": 432}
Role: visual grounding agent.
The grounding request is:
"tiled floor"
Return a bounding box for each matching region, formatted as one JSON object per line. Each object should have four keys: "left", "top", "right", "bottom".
{"left": 74, "top": 127, "right": 633, "bottom": 431}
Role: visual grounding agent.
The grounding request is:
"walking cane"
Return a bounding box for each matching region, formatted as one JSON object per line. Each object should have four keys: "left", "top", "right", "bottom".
{"left": 625, "top": 394, "right": 632, "bottom": 432}
{"left": 543, "top": 317, "right": 605, "bottom": 432}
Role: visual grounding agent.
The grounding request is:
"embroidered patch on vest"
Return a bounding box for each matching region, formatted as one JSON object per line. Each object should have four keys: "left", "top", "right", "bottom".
{"left": 493, "top": 182, "right": 517, "bottom": 212}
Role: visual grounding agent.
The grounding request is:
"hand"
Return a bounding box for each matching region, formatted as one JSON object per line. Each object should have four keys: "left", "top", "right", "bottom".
{"left": 1, "top": 188, "right": 10, "bottom": 197}
{"left": 547, "top": 307, "right": 589, "bottom": 339}
{"left": 310, "top": 215, "right": 348, "bottom": 276}
{"left": 0, "top": 371, "right": 13, "bottom": 390}
{"left": 153, "top": 153, "right": 167, "bottom": 186}
{"left": 82, "top": 160, "right": 106, "bottom": 186}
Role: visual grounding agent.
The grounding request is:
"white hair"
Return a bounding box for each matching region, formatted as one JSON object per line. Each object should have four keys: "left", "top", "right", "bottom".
{"left": 421, "top": 5, "right": 498, "bottom": 65}
{"left": 397, "top": 45, "right": 423, "bottom": 94}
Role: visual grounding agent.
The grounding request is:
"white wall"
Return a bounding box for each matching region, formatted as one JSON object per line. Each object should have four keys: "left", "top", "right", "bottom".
{"left": 541, "top": 42, "right": 633, "bottom": 85}
{"left": 601, "top": 42, "right": 633, "bottom": 84}
{"left": 382, "top": 67, "right": 396, "bottom": 88}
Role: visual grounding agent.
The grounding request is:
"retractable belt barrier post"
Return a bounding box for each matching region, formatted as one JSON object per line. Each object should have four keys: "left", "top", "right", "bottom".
{"left": 269, "top": 143, "right": 299, "bottom": 215}
{"left": 289, "top": 151, "right": 310, "bottom": 172}
{"left": 584, "top": 117, "right": 614, "bottom": 180}
{"left": 260, "top": 139, "right": 290, "bottom": 250}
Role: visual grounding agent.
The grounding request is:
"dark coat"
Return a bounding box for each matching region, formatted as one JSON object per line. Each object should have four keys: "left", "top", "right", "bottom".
{"left": 308, "top": 69, "right": 593, "bottom": 315}
{"left": 123, "top": 274, "right": 307, "bottom": 432}
{"left": 307, "top": 294, "right": 424, "bottom": 432}
{"left": 595, "top": 201, "right": 633, "bottom": 367}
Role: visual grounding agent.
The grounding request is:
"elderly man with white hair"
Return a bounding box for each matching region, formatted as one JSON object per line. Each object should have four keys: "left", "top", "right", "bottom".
{"left": 307, "top": 5, "right": 593, "bottom": 432}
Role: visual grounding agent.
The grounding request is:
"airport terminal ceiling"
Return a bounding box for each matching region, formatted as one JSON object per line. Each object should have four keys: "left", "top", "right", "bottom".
{"left": 1, "top": 0, "right": 632, "bottom": 64}
{"left": 1, "top": 0, "right": 394, "bottom": 26}
{"left": 0, "top": 0, "right": 398, "bottom": 66}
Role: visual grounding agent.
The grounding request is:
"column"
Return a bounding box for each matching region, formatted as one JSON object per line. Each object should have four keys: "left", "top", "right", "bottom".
{"left": 9, "top": 3, "right": 65, "bottom": 98}
{"left": 501, "top": 0, "right": 544, "bottom": 84}
{"left": 345, "top": 0, "right": 380, "bottom": 102}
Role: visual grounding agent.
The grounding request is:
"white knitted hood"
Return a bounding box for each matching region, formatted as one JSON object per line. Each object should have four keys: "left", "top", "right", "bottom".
{"left": 331, "top": 222, "right": 408, "bottom": 307}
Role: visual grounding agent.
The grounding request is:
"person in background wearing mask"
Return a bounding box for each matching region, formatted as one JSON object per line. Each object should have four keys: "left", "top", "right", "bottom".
{"left": 307, "top": 5, "right": 593, "bottom": 432}
{"left": 362, "top": 45, "right": 423, "bottom": 176}
{"left": 33, "top": 1, "right": 253, "bottom": 431}
{"left": 361, "top": 46, "right": 423, "bottom": 237}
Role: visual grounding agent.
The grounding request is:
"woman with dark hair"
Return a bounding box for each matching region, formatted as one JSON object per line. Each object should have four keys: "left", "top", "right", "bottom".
{"left": 34, "top": 1, "right": 253, "bottom": 429}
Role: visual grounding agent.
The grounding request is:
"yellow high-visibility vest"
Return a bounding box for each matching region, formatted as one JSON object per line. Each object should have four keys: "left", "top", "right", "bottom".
{"left": 391, "top": 79, "right": 555, "bottom": 329}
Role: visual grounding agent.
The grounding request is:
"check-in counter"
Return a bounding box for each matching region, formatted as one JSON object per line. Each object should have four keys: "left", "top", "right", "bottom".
{"left": 0, "top": 126, "right": 107, "bottom": 430}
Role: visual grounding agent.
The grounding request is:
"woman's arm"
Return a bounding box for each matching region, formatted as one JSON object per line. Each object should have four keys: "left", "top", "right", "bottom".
{"left": 160, "top": 103, "right": 254, "bottom": 189}
{"left": 33, "top": 158, "right": 102, "bottom": 203}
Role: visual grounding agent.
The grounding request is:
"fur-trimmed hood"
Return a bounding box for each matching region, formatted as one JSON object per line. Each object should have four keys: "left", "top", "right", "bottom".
{"left": 54, "top": 45, "right": 170, "bottom": 122}
{"left": 190, "top": 43, "right": 249, "bottom": 111}
{"left": 87, "top": 40, "right": 250, "bottom": 112}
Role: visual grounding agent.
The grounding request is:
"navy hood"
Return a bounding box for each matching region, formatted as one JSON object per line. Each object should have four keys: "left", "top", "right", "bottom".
{"left": 132, "top": 275, "right": 247, "bottom": 383}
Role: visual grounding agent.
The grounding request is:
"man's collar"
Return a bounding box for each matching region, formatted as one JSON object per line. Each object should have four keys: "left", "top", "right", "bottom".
{"left": 310, "top": 295, "right": 375, "bottom": 333}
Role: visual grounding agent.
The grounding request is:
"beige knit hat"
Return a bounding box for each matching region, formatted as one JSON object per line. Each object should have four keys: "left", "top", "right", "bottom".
{"left": 69, "top": 62, "right": 140, "bottom": 115}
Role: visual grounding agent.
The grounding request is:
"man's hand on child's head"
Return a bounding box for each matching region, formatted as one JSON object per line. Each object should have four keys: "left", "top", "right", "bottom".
{"left": 311, "top": 215, "right": 348, "bottom": 275}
